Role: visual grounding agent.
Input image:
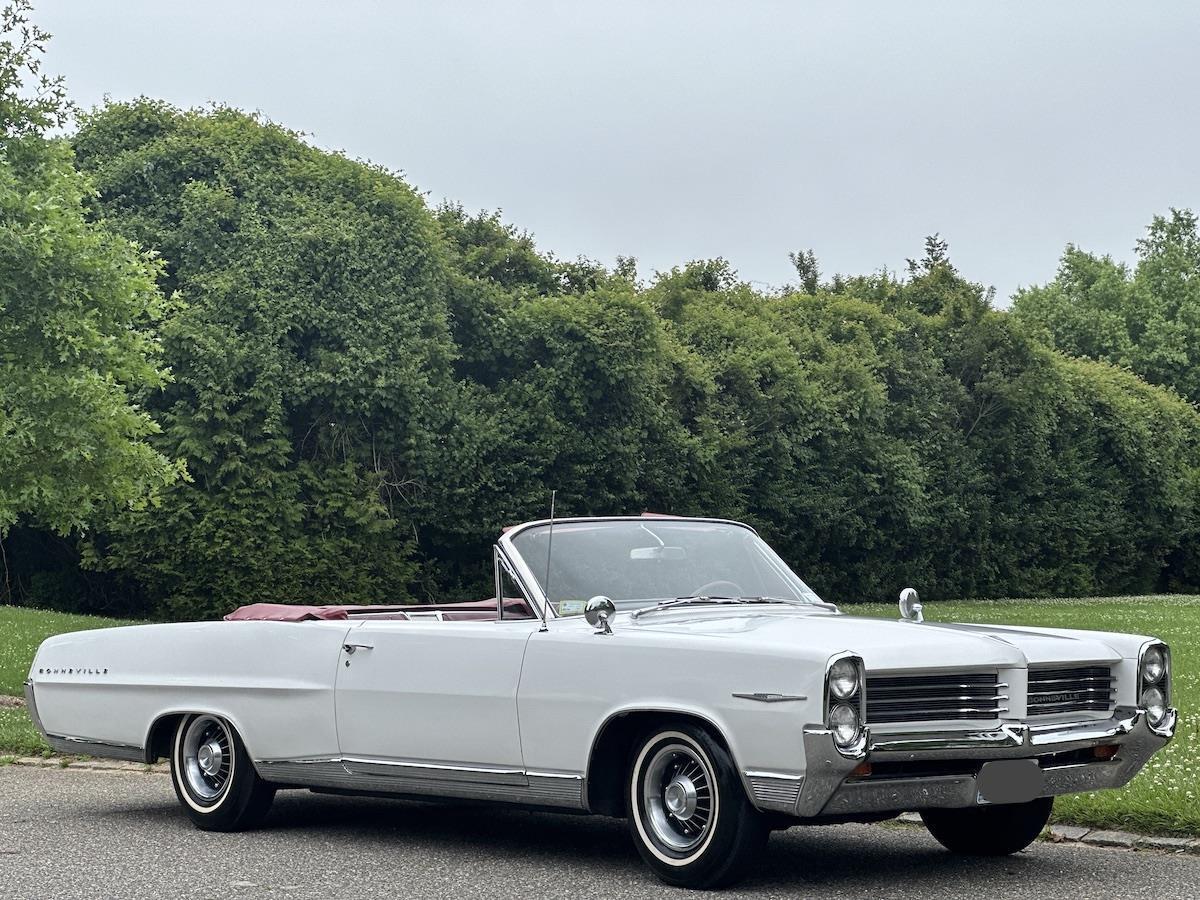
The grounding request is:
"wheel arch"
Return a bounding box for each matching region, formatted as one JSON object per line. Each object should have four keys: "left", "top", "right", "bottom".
{"left": 583, "top": 707, "right": 746, "bottom": 817}
{"left": 143, "top": 708, "right": 255, "bottom": 766}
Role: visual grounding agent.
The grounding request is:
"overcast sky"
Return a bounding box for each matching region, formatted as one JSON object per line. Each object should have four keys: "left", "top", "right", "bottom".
{"left": 37, "top": 1, "right": 1200, "bottom": 304}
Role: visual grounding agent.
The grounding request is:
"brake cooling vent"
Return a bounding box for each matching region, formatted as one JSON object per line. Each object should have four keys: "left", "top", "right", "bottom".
{"left": 747, "top": 774, "right": 803, "bottom": 808}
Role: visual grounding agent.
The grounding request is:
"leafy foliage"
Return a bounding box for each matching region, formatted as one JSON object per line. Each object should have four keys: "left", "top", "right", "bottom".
{"left": 638, "top": 254, "right": 1200, "bottom": 602}
{"left": 68, "top": 101, "right": 460, "bottom": 618}
{"left": 0, "top": 2, "right": 177, "bottom": 543}
{"left": 1013, "top": 209, "right": 1200, "bottom": 404}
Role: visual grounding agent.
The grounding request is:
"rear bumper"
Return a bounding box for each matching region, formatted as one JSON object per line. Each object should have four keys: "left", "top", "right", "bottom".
{"left": 22, "top": 679, "right": 45, "bottom": 735}
{"left": 749, "top": 705, "right": 1175, "bottom": 818}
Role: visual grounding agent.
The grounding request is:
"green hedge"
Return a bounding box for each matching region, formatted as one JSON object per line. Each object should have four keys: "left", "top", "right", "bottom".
{"left": 5, "top": 101, "right": 1199, "bottom": 618}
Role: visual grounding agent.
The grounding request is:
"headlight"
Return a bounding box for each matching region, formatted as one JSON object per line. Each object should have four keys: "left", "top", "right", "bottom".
{"left": 1142, "top": 645, "right": 1166, "bottom": 684}
{"left": 829, "top": 703, "right": 862, "bottom": 747}
{"left": 1141, "top": 686, "right": 1167, "bottom": 727}
{"left": 829, "top": 658, "right": 860, "bottom": 700}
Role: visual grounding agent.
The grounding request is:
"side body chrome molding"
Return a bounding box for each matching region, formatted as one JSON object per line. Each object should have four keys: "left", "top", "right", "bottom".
{"left": 255, "top": 756, "right": 586, "bottom": 809}
{"left": 731, "top": 692, "right": 807, "bottom": 703}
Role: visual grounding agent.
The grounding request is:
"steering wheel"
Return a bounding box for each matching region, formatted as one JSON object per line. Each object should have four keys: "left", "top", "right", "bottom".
{"left": 690, "top": 580, "right": 744, "bottom": 599}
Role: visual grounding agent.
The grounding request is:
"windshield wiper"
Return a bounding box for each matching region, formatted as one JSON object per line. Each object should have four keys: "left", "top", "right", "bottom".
{"left": 631, "top": 596, "right": 791, "bottom": 620}
{"left": 744, "top": 595, "right": 840, "bottom": 611}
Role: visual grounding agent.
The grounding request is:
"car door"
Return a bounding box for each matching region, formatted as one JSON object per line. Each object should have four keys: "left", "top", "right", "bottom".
{"left": 331, "top": 624, "right": 537, "bottom": 777}
{"left": 333, "top": 610, "right": 540, "bottom": 786}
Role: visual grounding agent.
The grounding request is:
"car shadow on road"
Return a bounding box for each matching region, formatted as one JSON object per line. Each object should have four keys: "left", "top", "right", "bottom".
{"left": 103, "top": 790, "right": 1072, "bottom": 892}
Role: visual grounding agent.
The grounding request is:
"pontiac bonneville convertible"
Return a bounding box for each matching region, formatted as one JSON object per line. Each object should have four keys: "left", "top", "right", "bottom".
{"left": 26, "top": 516, "right": 1176, "bottom": 888}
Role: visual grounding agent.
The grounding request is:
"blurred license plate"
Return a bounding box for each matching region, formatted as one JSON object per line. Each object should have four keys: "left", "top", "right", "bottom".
{"left": 976, "top": 759, "right": 1044, "bottom": 805}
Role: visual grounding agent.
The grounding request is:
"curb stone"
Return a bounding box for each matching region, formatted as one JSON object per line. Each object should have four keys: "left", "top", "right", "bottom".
{"left": 1081, "top": 830, "right": 1137, "bottom": 849}
{"left": 15, "top": 756, "right": 58, "bottom": 768}
{"left": 894, "top": 812, "right": 1199, "bottom": 855}
{"left": 1134, "top": 835, "right": 1200, "bottom": 853}
{"left": 1049, "top": 824, "right": 1091, "bottom": 842}
{"left": 11, "top": 756, "right": 167, "bottom": 774}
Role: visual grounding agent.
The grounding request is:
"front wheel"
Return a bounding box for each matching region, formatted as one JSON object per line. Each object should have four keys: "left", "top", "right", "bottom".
{"left": 170, "top": 713, "right": 276, "bottom": 831}
{"left": 627, "top": 723, "right": 767, "bottom": 889}
{"left": 921, "top": 796, "right": 1053, "bottom": 856}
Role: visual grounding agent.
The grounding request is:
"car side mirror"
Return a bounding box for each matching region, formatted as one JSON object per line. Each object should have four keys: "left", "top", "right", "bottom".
{"left": 585, "top": 596, "right": 616, "bottom": 635}
{"left": 898, "top": 587, "right": 923, "bottom": 623}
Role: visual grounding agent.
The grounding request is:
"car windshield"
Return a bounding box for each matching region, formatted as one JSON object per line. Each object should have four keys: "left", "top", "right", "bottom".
{"left": 509, "top": 519, "right": 824, "bottom": 613}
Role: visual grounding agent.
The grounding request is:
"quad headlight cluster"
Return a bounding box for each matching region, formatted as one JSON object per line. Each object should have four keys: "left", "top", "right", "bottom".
{"left": 1139, "top": 643, "right": 1171, "bottom": 731}
{"left": 826, "top": 655, "right": 865, "bottom": 754}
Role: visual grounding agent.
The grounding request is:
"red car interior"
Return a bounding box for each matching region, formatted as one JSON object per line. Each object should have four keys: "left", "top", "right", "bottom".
{"left": 223, "top": 597, "right": 535, "bottom": 622}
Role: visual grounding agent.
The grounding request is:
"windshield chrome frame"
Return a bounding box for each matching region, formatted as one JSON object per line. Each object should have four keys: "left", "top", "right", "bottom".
{"left": 497, "top": 516, "right": 769, "bottom": 622}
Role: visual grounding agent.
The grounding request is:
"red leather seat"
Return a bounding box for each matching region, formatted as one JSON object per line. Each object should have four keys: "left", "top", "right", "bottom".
{"left": 224, "top": 598, "right": 535, "bottom": 622}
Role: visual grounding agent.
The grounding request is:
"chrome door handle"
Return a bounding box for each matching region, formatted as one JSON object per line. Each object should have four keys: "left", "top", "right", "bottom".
{"left": 343, "top": 643, "right": 374, "bottom": 655}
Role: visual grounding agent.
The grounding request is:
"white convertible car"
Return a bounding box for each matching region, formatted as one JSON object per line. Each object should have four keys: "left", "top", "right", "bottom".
{"left": 26, "top": 515, "right": 1175, "bottom": 888}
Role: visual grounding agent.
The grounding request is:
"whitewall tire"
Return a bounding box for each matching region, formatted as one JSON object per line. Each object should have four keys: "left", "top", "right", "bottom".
{"left": 627, "top": 722, "right": 767, "bottom": 888}
{"left": 170, "top": 713, "right": 276, "bottom": 831}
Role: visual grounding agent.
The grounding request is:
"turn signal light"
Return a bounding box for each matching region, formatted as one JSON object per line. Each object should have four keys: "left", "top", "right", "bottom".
{"left": 850, "top": 761, "right": 873, "bottom": 777}
{"left": 1093, "top": 744, "right": 1119, "bottom": 761}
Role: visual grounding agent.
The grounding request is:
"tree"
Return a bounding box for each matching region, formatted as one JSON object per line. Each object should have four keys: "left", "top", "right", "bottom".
{"left": 0, "top": 1, "right": 177, "bottom": 548}
{"left": 71, "top": 100, "right": 462, "bottom": 618}
{"left": 788, "top": 248, "right": 821, "bottom": 295}
{"left": 1013, "top": 209, "right": 1200, "bottom": 404}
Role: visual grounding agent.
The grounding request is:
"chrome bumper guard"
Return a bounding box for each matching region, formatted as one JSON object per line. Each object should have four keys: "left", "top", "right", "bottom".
{"left": 764, "top": 706, "right": 1177, "bottom": 818}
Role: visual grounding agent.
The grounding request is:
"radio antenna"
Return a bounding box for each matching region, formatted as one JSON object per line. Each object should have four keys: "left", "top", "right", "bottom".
{"left": 540, "top": 490, "right": 555, "bottom": 632}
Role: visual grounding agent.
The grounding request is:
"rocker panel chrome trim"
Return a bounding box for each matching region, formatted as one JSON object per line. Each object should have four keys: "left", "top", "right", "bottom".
{"left": 45, "top": 734, "right": 146, "bottom": 761}
{"left": 342, "top": 756, "right": 527, "bottom": 785}
{"left": 255, "top": 757, "right": 585, "bottom": 809}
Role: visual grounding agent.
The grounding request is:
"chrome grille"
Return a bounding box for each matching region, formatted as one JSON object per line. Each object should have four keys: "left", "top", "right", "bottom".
{"left": 1028, "top": 665, "right": 1114, "bottom": 715}
{"left": 866, "top": 672, "right": 1007, "bottom": 723}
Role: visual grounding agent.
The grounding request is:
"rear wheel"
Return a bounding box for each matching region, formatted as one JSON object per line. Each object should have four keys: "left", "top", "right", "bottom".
{"left": 627, "top": 723, "right": 767, "bottom": 889}
{"left": 170, "top": 713, "right": 275, "bottom": 831}
{"left": 921, "top": 796, "right": 1052, "bottom": 855}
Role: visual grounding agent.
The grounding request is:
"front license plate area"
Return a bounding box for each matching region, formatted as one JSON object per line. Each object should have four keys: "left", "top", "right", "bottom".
{"left": 976, "top": 759, "right": 1044, "bottom": 805}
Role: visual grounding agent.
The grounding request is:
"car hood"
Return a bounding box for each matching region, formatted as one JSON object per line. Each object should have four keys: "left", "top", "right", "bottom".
{"left": 625, "top": 607, "right": 1124, "bottom": 670}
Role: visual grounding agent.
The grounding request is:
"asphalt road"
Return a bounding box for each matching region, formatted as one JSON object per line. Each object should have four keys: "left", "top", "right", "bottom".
{"left": 1, "top": 766, "right": 1196, "bottom": 900}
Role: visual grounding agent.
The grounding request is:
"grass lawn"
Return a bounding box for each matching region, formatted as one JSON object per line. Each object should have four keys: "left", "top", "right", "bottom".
{"left": 0, "top": 598, "right": 1194, "bottom": 835}
{"left": 0, "top": 706, "right": 51, "bottom": 758}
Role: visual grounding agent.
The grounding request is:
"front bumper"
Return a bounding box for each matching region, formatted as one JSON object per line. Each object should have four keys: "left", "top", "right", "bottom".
{"left": 752, "top": 706, "right": 1176, "bottom": 818}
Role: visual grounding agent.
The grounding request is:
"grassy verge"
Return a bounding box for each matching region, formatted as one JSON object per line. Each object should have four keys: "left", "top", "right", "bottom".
{"left": 0, "top": 598, "right": 1193, "bottom": 835}
{"left": 0, "top": 707, "right": 50, "bottom": 757}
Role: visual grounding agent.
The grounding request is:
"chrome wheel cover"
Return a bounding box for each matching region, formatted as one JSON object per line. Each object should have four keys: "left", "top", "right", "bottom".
{"left": 180, "top": 715, "right": 234, "bottom": 804}
{"left": 640, "top": 741, "right": 715, "bottom": 854}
